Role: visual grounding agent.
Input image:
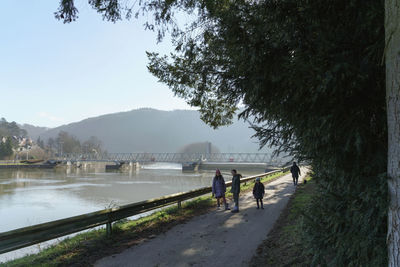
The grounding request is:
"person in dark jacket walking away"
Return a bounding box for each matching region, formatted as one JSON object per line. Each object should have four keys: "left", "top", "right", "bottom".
{"left": 230, "top": 169, "right": 241, "bottom": 213}
{"left": 212, "top": 169, "right": 229, "bottom": 210}
{"left": 253, "top": 177, "right": 265, "bottom": 209}
{"left": 290, "top": 162, "right": 301, "bottom": 185}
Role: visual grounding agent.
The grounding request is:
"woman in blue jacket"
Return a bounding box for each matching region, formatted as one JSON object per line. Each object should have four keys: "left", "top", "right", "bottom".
{"left": 212, "top": 169, "right": 229, "bottom": 210}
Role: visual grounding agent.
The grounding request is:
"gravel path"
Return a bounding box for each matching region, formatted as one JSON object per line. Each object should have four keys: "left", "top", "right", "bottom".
{"left": 95, "top": 170, "right": 306, "bottom": 267}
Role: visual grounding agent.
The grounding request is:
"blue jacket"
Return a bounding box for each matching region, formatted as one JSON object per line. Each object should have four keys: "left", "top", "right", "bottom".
{"left": 212, "top": 175, "right": 226, "bottom": 197}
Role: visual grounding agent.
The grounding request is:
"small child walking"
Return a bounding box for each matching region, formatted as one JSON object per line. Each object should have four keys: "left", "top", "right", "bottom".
{"left": 253, "top": 177, "right": 265, "bottom": 209}
{"left": 212, "top": 169, "right": 229, "bottom": 210}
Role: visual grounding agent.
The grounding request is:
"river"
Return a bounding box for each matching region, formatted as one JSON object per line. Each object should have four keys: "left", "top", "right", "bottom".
{"left": 0, "top": 163, "right": 258, "bottom": 262}
{"left": 0, "top": 163, "right": 216, "bottom": 232}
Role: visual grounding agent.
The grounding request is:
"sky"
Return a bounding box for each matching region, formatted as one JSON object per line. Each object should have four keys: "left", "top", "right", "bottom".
{"left": 0, "top": 1, "right": 193, "bottom": 128}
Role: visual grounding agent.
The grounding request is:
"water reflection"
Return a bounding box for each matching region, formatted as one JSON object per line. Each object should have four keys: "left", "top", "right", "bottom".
{"left": 0, "top": 163, "right": 216, "bottom": 232}
{"left": 0, "top": 163, "right": 260, "bottom": 234}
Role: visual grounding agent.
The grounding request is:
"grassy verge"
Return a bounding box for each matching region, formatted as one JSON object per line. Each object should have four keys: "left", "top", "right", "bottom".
{"left": 4, "top": 171, "right": 286, "bottom": 267}
{"left": 4, "top": 197, "right": 215, "bottom": 267}
{"left": 225, "top": 170, "right": 288, "bottom": 198}
{"left": 250, "top": 176, "right": 315, "bottom": 267}
{"left": 0, "top": 163, "right": 30, "bottom": 166}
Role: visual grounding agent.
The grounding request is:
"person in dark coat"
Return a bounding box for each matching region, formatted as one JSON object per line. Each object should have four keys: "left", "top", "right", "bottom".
{"left": 230, "top": 169, "right": 241, "bottom": 213}
{"left": 253, "top": 177, "right": 265, "bottom": 209}
{"left": 212, "top": 169, "right": 229, "bottom": 210}
{"left": 290, "top": 162, "right": 301, "bottom": 185}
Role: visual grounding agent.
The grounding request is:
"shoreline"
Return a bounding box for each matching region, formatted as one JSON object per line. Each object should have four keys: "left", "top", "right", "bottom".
{"left": 3, "top": 171, "right": 287, "bottom": 266}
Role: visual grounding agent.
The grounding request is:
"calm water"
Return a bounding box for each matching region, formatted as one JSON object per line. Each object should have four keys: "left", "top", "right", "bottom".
{"left": 0, "top": 163, "right": 218, "bottom": 233}
{"left": 0, "top": 163, "right": 260, "bottom": 262}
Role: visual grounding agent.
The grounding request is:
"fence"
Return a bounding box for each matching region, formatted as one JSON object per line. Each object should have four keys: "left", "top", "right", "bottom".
{"left": 0, "top": 170, "right": 282, "bottom": 254}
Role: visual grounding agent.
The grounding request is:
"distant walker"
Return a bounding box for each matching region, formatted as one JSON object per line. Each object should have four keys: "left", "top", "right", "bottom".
{"left": 290, "top": 162, "right": 301, "bottom": 186}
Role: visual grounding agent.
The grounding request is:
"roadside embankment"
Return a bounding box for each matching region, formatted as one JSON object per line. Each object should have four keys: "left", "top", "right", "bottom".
{"left": 250, "top": 176, "right": 314, "bottom": 266}
{"left": 95, "top": 170, "right": 305, "bottom": 267}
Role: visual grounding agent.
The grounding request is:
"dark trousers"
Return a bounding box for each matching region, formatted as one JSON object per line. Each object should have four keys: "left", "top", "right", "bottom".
{"left": 256, "top": 198, "right": 263, "bottom": 208}
{"left": 233, "top": 193, "right": 239, "bottom": 210}
{"left": 292, "top": 175, "right": 299, "bottom": 185}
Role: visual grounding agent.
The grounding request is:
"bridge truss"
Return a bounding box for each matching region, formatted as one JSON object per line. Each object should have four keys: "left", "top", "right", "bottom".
{"left": 58, "top": 152, "right": 280, "bottom": 164}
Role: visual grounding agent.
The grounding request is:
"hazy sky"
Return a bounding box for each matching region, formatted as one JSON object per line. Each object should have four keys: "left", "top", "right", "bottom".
{"left": 0, "top": 1, "right": 193, "bottom": 128}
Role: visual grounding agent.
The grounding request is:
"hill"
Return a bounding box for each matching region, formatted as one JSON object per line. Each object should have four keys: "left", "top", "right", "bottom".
{"left": 32, "top": 109, "right": 271, "bottom": 153}
{"left": 19, "top": 124, "right": 49, "bottom": 141}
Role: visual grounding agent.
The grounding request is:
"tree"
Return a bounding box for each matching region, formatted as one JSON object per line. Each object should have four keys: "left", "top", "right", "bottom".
{"left": 0, "top": 141, "right": 4, "bottom": 159}
{"left": 146, "top": 3, "right": 387, "bottom": 264}
{"left": 0, "top": 118, "right": 27, "bottom": 138}
{"left": 0, "top": 137, "right": 13, "bottom": 160}
{"left": 56, "top": 131, "right": 81, "bottom": 154}
{"left": 47, "top": 137, "right": 55, "bottom": 151}
{"left": 36, "top": 137, "right": 45, "bottom": 149}
{"left": 55, "top": 0, "right": 392, "bottom": 264}
{"left": 385, "top": 0, "right": 400, "bottom": 264}
{"left": 82, "top": 136, "right": 103, "bottom": 155}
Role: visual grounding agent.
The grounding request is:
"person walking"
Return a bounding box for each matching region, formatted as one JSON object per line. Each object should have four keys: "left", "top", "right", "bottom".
{"left": 230, "top": 169, "right": 241, "bottom": 213}
{"left": 253, "top": 177, "right": 265, "bottom": 209}
{"left": 290, "top": 162, "right": 301, "bottom": 185}
{"left": 212, "top": 169, "right": 229, "bottom": 210}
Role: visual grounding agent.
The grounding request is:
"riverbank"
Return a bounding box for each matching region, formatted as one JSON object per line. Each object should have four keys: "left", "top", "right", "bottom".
{"left": 0, "top": 160, "right": 55, "bottom": 169}
{"left": 0, "top": 166, "right": 215, "bottom": 235}
{"left": 0, "top": 164, "right": 54, "bottom": 169}
{"left": 250, "top": 176, "right": 314, "bottom": 266}
{"left": 95, "top": 170, "right": 302, "bottom": 267}
{"left": 4, "top": 171, "right": 286, "bottom": 266}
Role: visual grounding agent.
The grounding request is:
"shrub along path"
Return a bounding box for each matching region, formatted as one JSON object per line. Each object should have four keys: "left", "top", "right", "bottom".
{"left": 96, "top": 169, "right": 307, "bottom": 267}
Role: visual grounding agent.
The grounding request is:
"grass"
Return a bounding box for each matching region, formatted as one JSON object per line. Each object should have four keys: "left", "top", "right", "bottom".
{"left": 4, "top": 171, "right": 286, "bottom": 267}
{"left": 0, "top": 163, "right": 30, "bottom": 166}
{"left": 225, "top": 170, "right": 288, "bottom": 197}
{"left": 4, "top": 197, "right": 214, "bottom": 267}
{"left": 250, "top": 176, "right": 315, "bottom": 267}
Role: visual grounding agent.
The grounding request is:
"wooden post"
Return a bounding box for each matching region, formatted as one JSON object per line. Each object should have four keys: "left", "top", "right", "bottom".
{"left": 177, "top": 201, "right": 182, "bottom": 209}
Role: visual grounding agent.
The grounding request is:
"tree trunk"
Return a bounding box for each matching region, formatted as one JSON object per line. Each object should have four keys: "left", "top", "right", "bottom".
{"left": 386, "top": 0, "right": 400, "bottom": 266}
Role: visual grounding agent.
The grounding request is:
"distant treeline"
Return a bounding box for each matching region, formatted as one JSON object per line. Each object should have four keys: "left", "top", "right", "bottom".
{"left": 0, "top": 118, "right": 27, "bottom": 138}
{"left": 0, "top": 118, "right": 104, "bottom": 159}
{"left": 45, "top": 131, "right": 104, "bottom": 155}
{"left": 0, "top": 137, "right": 13, "bottom": 159}
{"left": 0, "top": 118, "right": 27, "bottom": 159}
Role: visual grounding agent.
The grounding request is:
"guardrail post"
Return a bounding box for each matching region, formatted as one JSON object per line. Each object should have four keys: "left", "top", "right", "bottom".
{"left": 106, "top": 222, "right": 112, "bottom": 236}
{"left": 177, "top": 201, "right": 182, "bottom": 209}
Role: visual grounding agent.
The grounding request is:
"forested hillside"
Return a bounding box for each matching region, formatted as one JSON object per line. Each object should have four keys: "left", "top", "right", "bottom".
{"left": 34, "top": 109, "right": 267, "bottom": 153}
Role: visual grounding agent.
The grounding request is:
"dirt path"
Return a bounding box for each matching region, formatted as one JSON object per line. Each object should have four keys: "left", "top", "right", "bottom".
{"left": 95, "top": 170, "right": 306, "bottom": 267}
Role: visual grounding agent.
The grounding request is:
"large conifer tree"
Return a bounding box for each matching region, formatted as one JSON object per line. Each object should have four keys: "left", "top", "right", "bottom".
{"left": 52, "top": 0, "right": 398, "bottom": 264}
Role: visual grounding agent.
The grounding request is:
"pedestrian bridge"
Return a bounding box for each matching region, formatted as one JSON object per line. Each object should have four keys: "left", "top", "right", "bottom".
{"left": 58, "top": 152, "right": 280, "bottom": 164}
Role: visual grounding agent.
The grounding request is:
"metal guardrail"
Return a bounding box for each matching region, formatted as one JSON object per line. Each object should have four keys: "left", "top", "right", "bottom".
{"left": 0, "top": 170, "right": 281, "bottom": 254}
